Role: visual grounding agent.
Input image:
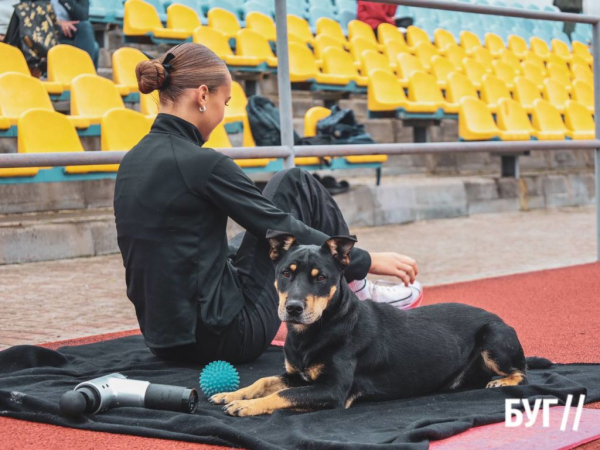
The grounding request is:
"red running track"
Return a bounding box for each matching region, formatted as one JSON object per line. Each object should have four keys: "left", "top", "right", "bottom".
{"left": 1, "top": 263, "right": 599, "bottom": 450}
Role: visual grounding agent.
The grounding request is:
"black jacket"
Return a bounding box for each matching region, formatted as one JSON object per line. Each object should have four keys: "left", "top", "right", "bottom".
{"left": 57, "top": 0, "right": 89, "bottom": 21}
{"left": 114, "top": 114, "right": 371, "bottom": 349}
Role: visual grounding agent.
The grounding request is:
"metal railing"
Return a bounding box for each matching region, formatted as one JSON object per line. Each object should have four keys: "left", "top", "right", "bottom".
{"left": 0, "top": 0, "right": 598, "bottom": 260}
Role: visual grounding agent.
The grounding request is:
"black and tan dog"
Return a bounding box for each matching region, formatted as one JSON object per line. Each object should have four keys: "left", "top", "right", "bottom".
{"left": 210, "top": 233, "right": 527, "bottom": 416}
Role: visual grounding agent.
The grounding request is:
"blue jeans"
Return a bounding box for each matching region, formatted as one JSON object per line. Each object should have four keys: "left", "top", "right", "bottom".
{"left": 59, "top": 20, "right": 99, "bottom": 68}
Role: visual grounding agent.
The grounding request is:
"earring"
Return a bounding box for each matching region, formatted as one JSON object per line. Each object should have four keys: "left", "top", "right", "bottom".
{"left": 199, "top": 106, "right": 207, "bottom": 113}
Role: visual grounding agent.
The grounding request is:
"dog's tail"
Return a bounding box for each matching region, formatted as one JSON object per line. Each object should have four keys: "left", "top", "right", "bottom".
{"left": 526, "top": 356, "right": 553, "bottom": 369}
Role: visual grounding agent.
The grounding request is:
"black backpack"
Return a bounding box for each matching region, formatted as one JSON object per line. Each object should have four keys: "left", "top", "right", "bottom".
{"left": 316, "top": 105, "right": 376, "bottom": 145}
{"left": 246, "top": 96, "right": 303, "bottom": 147}
{"left": 5, "top": 1, "right": 59, "bottom": 73}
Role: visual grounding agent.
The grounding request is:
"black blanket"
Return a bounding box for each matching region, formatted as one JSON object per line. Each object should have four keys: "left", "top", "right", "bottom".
{"left": 1, "top": 335, "right": 599, "bottom": 450}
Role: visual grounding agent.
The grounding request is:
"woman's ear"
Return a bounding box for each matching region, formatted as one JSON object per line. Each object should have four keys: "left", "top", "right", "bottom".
{"left": 196, "top": 85, "right": 209, "bottom": 111}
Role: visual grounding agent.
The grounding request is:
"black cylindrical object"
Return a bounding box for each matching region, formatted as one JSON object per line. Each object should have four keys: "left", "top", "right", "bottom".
{"left": 145, "top": 384, "right": 198, "bottom": 413}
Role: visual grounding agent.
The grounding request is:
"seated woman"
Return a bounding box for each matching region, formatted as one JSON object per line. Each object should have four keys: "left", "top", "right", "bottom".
{"left": 357, "top": 1, "right": 413, "bottom": 36}
{"left": 114, "top": 43, "right": 422, "bottom": 365}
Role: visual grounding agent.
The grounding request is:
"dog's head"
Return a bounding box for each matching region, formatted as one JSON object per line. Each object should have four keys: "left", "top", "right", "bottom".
{"left": 267, "top": 230, "right": 357, "bottom": 327}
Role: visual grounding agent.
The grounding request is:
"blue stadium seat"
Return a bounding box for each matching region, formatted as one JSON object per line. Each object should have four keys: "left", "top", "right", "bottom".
{"left": 208, "top": 0, "right": 239, "bottom": 18}
{"left": 308, "top": 6, "right": 336, "bottom": 28}
{"left": 287, "top": 1, "right": 307, "bottom": 19}
{"left": 338, "top": 9, "right": 355, "bottom": 33}
{"left": 337, "top": 0, "right": 356, "bottom": 13}
{"left": 243, "top": 0, "right": 274, "bottom": 18}
{"left": 308, "top": 0, "right": 336, "bottom": 14}
{"left": 89, "top": 0, "right": 123, "bottom": 23}
{"left": 144, "top": 0, "right": 167, "bottom": 22}
{"left": 170, "top": 0, "right": 207, "bottom": 23}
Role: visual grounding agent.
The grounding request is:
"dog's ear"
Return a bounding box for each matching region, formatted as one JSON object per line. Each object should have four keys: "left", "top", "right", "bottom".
{"left": 266, "top": 230, "right": 298, "bottom": 261}
{"left": 322, "top": 235, "right": 357, "bottom": 267}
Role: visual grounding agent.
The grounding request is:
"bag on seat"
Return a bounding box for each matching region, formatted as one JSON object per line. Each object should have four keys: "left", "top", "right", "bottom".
{"left": 316, "top": 105, "right": 376, "bottom": 145}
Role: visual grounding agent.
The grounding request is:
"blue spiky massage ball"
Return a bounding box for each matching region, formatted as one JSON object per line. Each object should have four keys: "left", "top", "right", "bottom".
{"left": 199, "top": 360, "right": 240, "bottom": 398}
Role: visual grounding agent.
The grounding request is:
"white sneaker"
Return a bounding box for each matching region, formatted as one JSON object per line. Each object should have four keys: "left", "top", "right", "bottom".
{"left": 349, "top": 279, "right": 423, "bottom": 310}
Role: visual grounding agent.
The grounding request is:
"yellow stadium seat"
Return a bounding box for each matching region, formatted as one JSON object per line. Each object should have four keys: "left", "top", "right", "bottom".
{"left": 101, "top": 108, "right": 151, "bottom": 152}
{"left": 406, "top": 26, "right": 430, "bottom": 48}
{"left": 0, "top": 43, "right": 62, "bottom": 95}
{"left": 459, "top": 97, "right": 502, "bottom": 140}
{"left": 530, "top": 36, "right": 551, "bottom": 61}
{"left": 499, "top": 48, "right": 523, "bottom": 75}
{"left": 496, "top": 98, "right": 534, "bottom": 138}
{"left": 571, "top": 63, "right": 593, "bottom": 85}
{"left": 379, "top": 23, "right": 411, "bottom": 50}
{"left": 246, "top": 12, "right": 276, "bottom": 42}
{"left": 523, "top": 52, "right": 547, "bottom": 76}
{"left": 140, "top": 91, "right": 159, "bottom": 119}
{"left": 445, "top": 45, "right": 467, "bottom": 72}
{"left": 551, "top": 39, "right": 574, "bottom": 64}
{"left": 112, "top": 47, "right": 147, "bottom": 94}
{"left": 123, "top": 0, "right": 192, "bottom": 41}
{"left": 0, "top": 72, "right": 89, "bottom": 130}
{"left": 409, "top": 71, "right": 458, "bottom": 114}
{"left": 542, "top": 78, "right": 569, "bottom": 113}
{"left": 289, "top": 42, "right": 357, "bottom": 87}
{"left": 348, "top": 20, "right": 381, "bottom": 49}
{"left": 473, "top": 47, "right": 493, "bottom": 72}
{"left": 521, "top": 61, "right": 545, "bottom": 90}
{"left": 236, "top": 29, "right": 277, "bottom": 68}
{"left": 321, "top": 47, "right": 368, "bottom": 87}
{"left": 571, "top": 54, "right": 591, "bottom": 69}
{"left": 349, "top": 36, "right": 380, "bottom": 62}
{"left": 70, "top": 74, "right": 125, "bottom": 124}
{"left": 382, "top": 39, "right": 409, "bottom": 70}
{"left": 288, "top": 15, "right": 315, "bottom": 46}
{"left": 314, "top": 34, "right": 344, "bottom": 60}
{"left": 431, "top": 55, "right": 454, "bottom": 89}
{"left": 460, "top": 31, "right": 482, "bottom": 55}
{"left": 361, "top": 49, "right": 395, "bottom": 77}
{"left": 194, "top": 27, "right": 263, "bottom": 67}
{"left": 547, "top": 63, "right": 572, "bottom": 91}
{"left": 485, "top": 33, "right": 506, "bottom": 57}
{"left": 368, "top": 69, "right": 437, "bottom": 115}
{"left": 564, "top": 100, "right": 594, "bottom": 140}
{"left": 463, "top": 57, "right": 487, "bottom": 89}
{"left": 446, "top": 72, "right": 478, "bottom": 104}
{"left": 492, "top": 60, "right": 516, "bottom": 90}
{"left": 572, "top": 41, "right": 593, "bottom": 65}
{"left": 480, "top": 75, "right": 511, "bottom": 112}
{"left": 547, "top": 53, "right": 569, "bottom": 71}
{"left": 224, "top": 81, "right": 247, "bottom": 124}
{"left": 572, "top": 80, "right": 594, "bottom": 113}
{"left": 205, "top": 122, "right": 270, "bottom": 168}
{"left": 396, "top": 53, "right": 425, "bottom": 85}
{"left": 413, "top": 41, "right": 439, "bottom": 71}
{"left": 513, "top": 76, "right": 542, "bottom": 113}
{"left": 166, "top": 3, "right": 201, "bottom": 33}
{"left": 508, "top": 35, "right": 529, "bottom": 59}
{"left": 434, "top": 29, "right": 457, "bottom": 54}
{"left": 317, "top": 17, "right": 347, "bottom": 46}
{"left": 531, "top": 99, "right": 568, "bottom": 140}
{"left": 207, "top": 7, "right": 241, "bottom": 40}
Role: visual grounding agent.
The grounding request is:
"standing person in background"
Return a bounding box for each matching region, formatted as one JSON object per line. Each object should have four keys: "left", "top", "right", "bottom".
{"left": 50, "top": 0, "right": 99, "bottom": 67}
{"left": 0, "top": 0, "right": 15, "bottom": 41}
{"left": 357, "top": 1, "right": 413, "bottom": 37}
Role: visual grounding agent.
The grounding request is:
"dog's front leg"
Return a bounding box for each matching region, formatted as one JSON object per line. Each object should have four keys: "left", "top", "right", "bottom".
{"left": 210, "top": 371, "right": 306, "bottom": 405}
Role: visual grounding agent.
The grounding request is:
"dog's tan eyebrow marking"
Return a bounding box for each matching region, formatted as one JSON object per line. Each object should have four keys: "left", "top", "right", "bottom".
{"left": 290, "top": 264, "right": 297, "bottom": 272}
{"left": 311, "top": 269, "right": 319, "bottom": 277}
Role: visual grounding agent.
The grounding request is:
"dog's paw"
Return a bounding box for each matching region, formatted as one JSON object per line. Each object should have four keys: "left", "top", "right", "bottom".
{"left": 210, "top": 392, "right": 245, "bottom": 405}
{"left": 486, "top": 379, "right": 512, "bottom": 388}
{"left": 223, "top": 399, "right": 267, "bottom": 417}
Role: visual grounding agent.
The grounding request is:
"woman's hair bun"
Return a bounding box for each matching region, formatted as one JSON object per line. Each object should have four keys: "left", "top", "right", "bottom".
{"left": 136, "top": 59, "right": 167, "bottom": 94}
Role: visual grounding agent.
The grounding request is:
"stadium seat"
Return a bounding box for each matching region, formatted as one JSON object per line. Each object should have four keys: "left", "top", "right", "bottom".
{"left": 508, "top": 34, "right": 529, "bottom": 59}
{"left": 289, "top": 42, "right": 326, "bottom": 82}
{"left": 459, "top": 97, "right": 504, "bottom": 141}
{"left": 166, "top": 3, "right": 202, "bottom": 32}
{"left": 360, "top": 49, "right": 395, "bottom": 77}
{"left": 236, "top": 29, "right": 277, "bottom": 68}
{"left": 70, "top": 74, "right": 126, "bottom": 125}
{"left": 314, "top": 34, "right": 344, "bottom": 60}
{"left": 496, "top": 98, "right": 535, "bottom": 139}
{"left": 224, "top": 81, "right": 247, "bottom": 125}
{"left": 379, "top": 23, "right": 412, "bottom": 50}
{"left": 243, "top": 0, "right": 274, "bottom": 18}
{"left": 112, "top": 47, "right": 148, "bottom": 94}
{"left": 513, "top": 76, "right": 542, "bottom": 113}
{"left": 317, "top": 17, "right": 347, "bottom": 46}
{"left": 288, "top": 14, "right": 315, "bottom": 46}
{"left": 571, "top": 54, "right": 591, "bottom": 69}
{"left": 89, "top": 0, "right": 124, "bottom": 23}
{"left": 308, "top": 6, "right": 334, "bottom": 29}
{"left": 446, "top": 72, "right": 478, "bottom": 104}
{"left": 498, "top": 48, "right": 523, "bottom": 75}
{"left": 0, "top": 73, "right": 89, "bottom": 131}
{"left": 396, "top": 53, "right": 425, "bottom": 86}
{"left": 547, "top": 53, "right": 569, "bottom": 71}
{"left": 551, "top": 38, "right": 573, "bottom": 64}
{"left": 48, "top": 45, "right": 129, "bottom": 96}
{"left": 460, "top": 30, "right": 482, "bottom": 55}
{"left": 408, "top": 71, "right": 458, "bottom": 114}
{"left": 463, "top": 57, "right": 487, "bottom": 89}
{"left": 530, "top": 99, "right": 568, "bottom": 140}
{"left": 194, "top": 27, "right": 263, "bottom": 68}
{"left": 406, "top": 26, "right": 430, "bottom": 48}
{"left": 413, "top": 41, "right": 439, "bottom": 71}
{"left": 434, "top": 28, "right": 458, "bottom": 54}
{"left": 541, "top": 78, "right": 570, "bottom": 113}
{"left": 564, "top": 100, "right": 594, "bottom": 140}
{"left": 522, "top": 52, "right": 547, "bottom": 76}
{"left": 529, "top": 36, "right": 551, "bottom": 61}
{"left": 571, "top": 63, "right": 593, "bottom": 86}
{"left": 349, "top": 36, "right": 380, "bottom": 63}
{"left": 348, "top": 20, "right": 381, "bottom": 49}
{"left": 480, "top": 75, "right": 511, "bottom": 112}
{"left": 204, "top": 122, "right": 271, "bottom": 168}
{"left": 484, "top": 33, "right": 506, "bottom": 57}
{"left": 431, "top": 55, "right": 455, "bottom": 89}
{"left": 520, "top": 61, "right": 544, "bottom": 90}
{"left": 472, "top": 47, "right": 494, "bottom": 72}
{"left": 101, "top": 108, "right": 151, "bottom": 153}
{"left": 367, "top": 69, "right": 419, "bottom": 115}
{"left": 207, "top": 0, "right": 239, "bottom": 17}
{"left": 572, "top": 41, "right": 592, "bottom": 65}
{"left": 123, "top": 0, "right": 192, "bottom": 42}
{"left": 285, "top": 1, "right": 306, "bottom": 19}
{"left": 245, "top": 12, "right": 276, "bottom": 42}
{"left": 207, "top": 7, "right": 241, "bottom": 39}
{"left": 572, "top": 80, "right": 594, "bottom": 113}
{"left": 546, "top": 63, "right": 572, "bottom": 91}
{"left": 491, "top": 60, "right": 516, "bottom": 90}
{"left": 304, "top": 106, "right": 332, "bottom": 137}
{"left": 445, "top": 45, "right": 467, "bottom": 72}
{"left": 0, "top": 43, "right": 63, "bottom": 95}
{"left": 382, "top": 39, "right": 409, "bottom": 70}
{"left": 338, "top": 10, "right": 356, "bottom": 33}
{"left": 321, "top": 47, "right": 368, "bottom": 88}
{"left": 140, "top": 91, "right": 160, "bottom": 119}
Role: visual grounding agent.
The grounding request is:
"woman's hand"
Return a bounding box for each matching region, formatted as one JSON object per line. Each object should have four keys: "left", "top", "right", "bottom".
{"left": 369, "top": 252, "right": 419, "bottom": 286}
{"left": 58, "top": 20, "right": 79, "bottom": 38}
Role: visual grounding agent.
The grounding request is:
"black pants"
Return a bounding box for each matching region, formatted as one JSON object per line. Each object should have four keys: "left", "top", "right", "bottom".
{"left": 152, "top": 168, "right": 356, "bottom": 364}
